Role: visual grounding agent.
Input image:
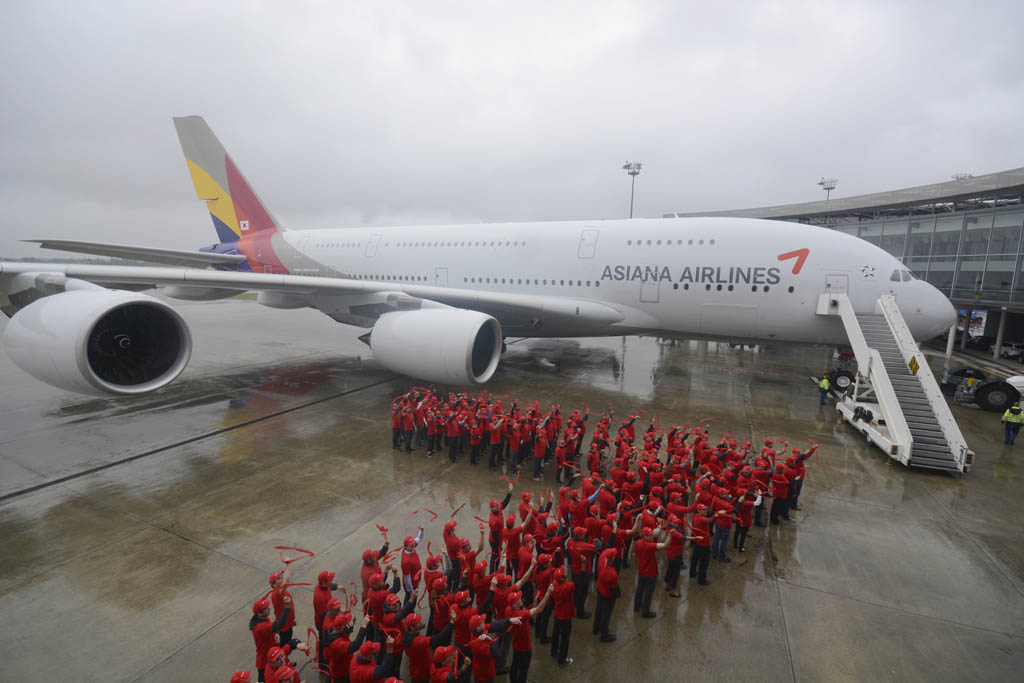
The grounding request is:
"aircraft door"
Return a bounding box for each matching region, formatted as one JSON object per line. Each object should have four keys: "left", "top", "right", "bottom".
{"left": 435, "top": 267, "right": 448, "bottom": 287}
{"left": 826, "top": 274, "right": 849, "bottom": 294}
{"left": 365, "top": 234, "right": 382, "bottom": 257}
{"left": 578, "top": 229, "right": 599, "bottom": 258}
{"left": 640, "top": 274, "right": 660, "bottom": 303}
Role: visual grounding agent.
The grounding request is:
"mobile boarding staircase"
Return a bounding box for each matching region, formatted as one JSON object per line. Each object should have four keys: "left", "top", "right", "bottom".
{"left": 818, "top": 293, "right": 973, "bottom": 474}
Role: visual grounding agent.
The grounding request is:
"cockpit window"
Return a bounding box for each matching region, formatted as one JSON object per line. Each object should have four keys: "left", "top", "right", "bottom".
{"left": 891, "top": 270, "right": 916, "bottom": 282}
{"left": 890, "top": 270, "right": 901, "bottom": 282}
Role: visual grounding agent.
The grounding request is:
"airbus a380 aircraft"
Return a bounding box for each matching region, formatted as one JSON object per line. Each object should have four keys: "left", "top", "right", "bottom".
{"left": 0, "top": 117, "right": 955, "bottom": 396}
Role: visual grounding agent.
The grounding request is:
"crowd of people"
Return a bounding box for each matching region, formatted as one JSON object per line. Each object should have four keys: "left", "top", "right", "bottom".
{"left": 234, "top": 389, "right": 819, "bottom": 683}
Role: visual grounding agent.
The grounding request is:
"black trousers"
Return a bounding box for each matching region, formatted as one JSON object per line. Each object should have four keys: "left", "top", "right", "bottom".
{"left": 510, "top": 648, "right": 532, "bottom": 683}
{"left": 471, "top": 443, "right": 481, "bottom": 463}
{"left": 551, "top": 617, "right": 572, "bottom": 664}
{"left": 770, "top": 497, "right": 787, "bottom": 523}
{"left": 392, "top": 427, "right": 402, "bottom": 449}
{"left": 404, "top": 429, "right": 415, "bottom": 452}
{"left": 665, "top": 555, "right": 684, "bottom": 589}
{"left": 449, "top": 438, "right": 459, "bottom": 462}
{"left": 573, "top": 570, "right": 591, "bottom": 616}
{"left": 633, "top": 574, "right": 656, "bottom": 613}
{"left": 535, "top": 601, "right": 553, "bottom": 641}
{"left": 593, "top": 593, "right": 616, "bottom": 636}
{"left": 734, "top": 524, "right": 750, "bottom": 550}
{"left": 754, "top": 502, "right": 765, "bottom": 526}
{"left": 489, "top": 441, "right": 503, "bottom": 467}
{"left": 689, "top": 544, "right": 710, "bottom": 583}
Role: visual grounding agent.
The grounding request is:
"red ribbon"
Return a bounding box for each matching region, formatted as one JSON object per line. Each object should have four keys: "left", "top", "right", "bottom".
{"left": 273, "top": 546, "right": 315, "bottom": 564}
{"left": 422, "top": 507, "right": 439, "bottom": 522}
{"left": 376, "top": 524, "right": 390, "bottom": 543}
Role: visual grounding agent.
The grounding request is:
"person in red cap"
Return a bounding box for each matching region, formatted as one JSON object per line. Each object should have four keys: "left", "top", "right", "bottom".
{"left": 268, "top": 558, "right": 296, "bottom": 652}
{"left": 430, "top": 645, "right": 471, "bottom": 683}
{"left": 550, "top": 567, "right": 576, "bottom": 667}
{"left": 531, "top": 553, "right": 555, "bottom": 645}
{"left": 360, "top": 541, "right": 390, "bottom": 603}
{"left": 733, "top": 489, "right": 759, "bottom": 553}
{"left": 349, "top": 637, "right": 396, "bottom": 683}
{"left": 367, "top": 567, "right": 401, "bottom": 622}
{"left": 401, "top": 526, "right": 426, "bottom": 599}
{"left": 632, "top": 525, "right": 668, "bottom": 618}
{"left": 663, "top": 515, "right": 688, "bottom": 598}
{"left": 506, "top": 584, "right": 555, "bottom": 683}
{"left": 427, "top": 578, "right": 454, "bottom": 641}
{"left": 323, "top": 612, "right": 369, "bottom": 683}
{"left": 314, "top": 569, "right": 339, "bottom": 633}
{"left": 688, "top": 504, "right": 713, "bottom": 585}
{"left": 593, "top": 547, "right": 621, "bottom": 642}
{"left": 567, "top": 524, "right": 600, "bottom": 620}
{"left": 231, "top": 671, "right": 252, "bottom": 683}
{"left": 250, "top": 597, "right": 292, "bottom": 682}
{"left": 487, "top": 482, "right": 514, "bottom": 572}
{"left": 403, "top": 607, "right": 456, "bottom": 683}
{"left": 265, "top": 639, "right": 311, "bottom": 683}
{"left": 468, "top": 612, "right": 520, "bottom": 683}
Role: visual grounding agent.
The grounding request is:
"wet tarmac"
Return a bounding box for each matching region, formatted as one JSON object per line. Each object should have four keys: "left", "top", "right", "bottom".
{"left": 1, "top": 298, "right": 1022, "bottom": 681}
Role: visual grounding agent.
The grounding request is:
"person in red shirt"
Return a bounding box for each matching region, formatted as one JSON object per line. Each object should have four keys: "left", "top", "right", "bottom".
{"left": 314, "top": 570, "right": 339, "bottom": 633}
{"left": 391, "top": 399, "right": 403, "bottom": 450}
{"left": 468, "top": 613, "right": 518, "bottom": 683}
{"left": 632, "top": 526, "right": 668, "bottom": 618}
{"left": 349, "top": 638, "right": 396, "bottom": 683}
{"left": 550, "top": 567, "right": 576, "bottom": 667}
{"left": 322, "top": 612, "right": 369, "bottom": 683}
{"left": 505, "top": 585, "right": 554, "bottom": 683}
{"left": 733, "top": 489, "right": 759, "bottom": 553}
{"left": 401, "top": 526, "right": 426, "bottom": 599}
{"left": 430, "top": 645, "right": 471, "bottom": 683}
{"left": 268, "top": 561, "right": 295, "bottom": 648}
{"left": 487, "top": 484, "right": 514, "bottom": 572}
{"left": 264, "top": 641, "right": 310, "bottom": 683}
{"left": 531, "top": 428, "right": 548, "bottom": 481}
{"left": 249, "top": 598, "right": 293, "bottom": 683}
{"left": 770, "top": 464, "right": 791, "bottom": 524}
{"left": 468, "top": 420, "right": 483, "bottom": 465}
{"left": 592, "top": 547, "right": 621, "bottom": 642}
{"left": 402, "top": 610, "right": 455, "bottom": 683}
{"left": 688, "top": 504, "right": 713, "bottom": 585}
{"left": 566, "top": 526, "right": 598, "bottom": 620}
{"left": 711, "top": 490, "right": 735, "bottom": 562}
{"left": 360, "top": 544, "right": 389, "bottom": 604}
{"left": 663, "top": 515, "right": 687, "bottom": 598}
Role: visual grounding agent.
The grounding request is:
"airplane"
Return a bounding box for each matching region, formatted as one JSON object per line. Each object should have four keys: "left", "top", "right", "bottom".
{"left": 0, "top": 116, "right": 956, "bottom": 396}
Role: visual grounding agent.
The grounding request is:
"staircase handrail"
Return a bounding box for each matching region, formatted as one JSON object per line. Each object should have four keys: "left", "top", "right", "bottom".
{"left": 876, "top": 294, "right": 969, "bottom": 471}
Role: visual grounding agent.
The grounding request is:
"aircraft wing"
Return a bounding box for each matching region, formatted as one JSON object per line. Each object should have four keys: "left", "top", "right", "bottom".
{"left": 23, "top": 239, "right": 247, "bottom": 268}
{"left": 0, "top": 261, "right": 626, "bottom": 330}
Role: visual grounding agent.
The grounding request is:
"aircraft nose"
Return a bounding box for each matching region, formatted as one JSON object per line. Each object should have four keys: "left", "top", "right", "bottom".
{"left": 904, "top": 281, "right": 956, "bottom": 341}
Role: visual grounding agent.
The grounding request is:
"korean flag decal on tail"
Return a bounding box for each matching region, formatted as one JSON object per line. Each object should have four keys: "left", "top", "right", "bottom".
{"left": 240, "top": 220, "right": 250, "bottom": 232}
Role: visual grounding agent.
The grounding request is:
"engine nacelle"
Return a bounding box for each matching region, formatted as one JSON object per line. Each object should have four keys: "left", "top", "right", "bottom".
{"left": 369, "top": 309, "right": 501, "bottom": 385}
{"left": 2, "top": 290, "right": 192, "bottom": 395}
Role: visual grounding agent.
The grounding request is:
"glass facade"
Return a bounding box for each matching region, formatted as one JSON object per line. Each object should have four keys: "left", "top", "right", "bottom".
{"left": 826, "top": 205, "right": 1024, "bottom": 307}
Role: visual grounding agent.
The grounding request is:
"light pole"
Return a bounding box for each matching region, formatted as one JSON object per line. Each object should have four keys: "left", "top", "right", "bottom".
{"left": 623, "top": 161, "right": 642, "bottom": 218}
{"left": 817, "top": 177, "right": 838, "bottom": 202}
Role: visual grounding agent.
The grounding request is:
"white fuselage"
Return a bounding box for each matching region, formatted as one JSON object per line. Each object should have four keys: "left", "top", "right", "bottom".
{"left": 269, "top": 217, "right": 955, "bottom": 345}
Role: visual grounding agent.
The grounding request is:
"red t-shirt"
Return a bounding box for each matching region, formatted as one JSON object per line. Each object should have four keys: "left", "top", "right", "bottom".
{"left": 633, "top": 539, "right": 660, "bottom": 578}
{"left": 271, "top": 587, "right": 296, "bottom": 632}
{"left": 507, "top": 607, "right": 532, "bottom": 652}
{"left": 553, "top": 581, "right": 576, "bottom": 620}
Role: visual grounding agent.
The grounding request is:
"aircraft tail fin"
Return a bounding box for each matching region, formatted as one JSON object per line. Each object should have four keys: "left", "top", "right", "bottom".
{"left": 172, "top": 116, "right": 280, "bottom": 244}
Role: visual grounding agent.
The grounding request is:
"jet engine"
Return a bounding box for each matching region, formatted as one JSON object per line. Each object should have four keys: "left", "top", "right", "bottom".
{"left": 369, "top": 309, "right": 502, "bottom": 385}
{"left": 2, "top": 290, "right": 193, "bottom": 395}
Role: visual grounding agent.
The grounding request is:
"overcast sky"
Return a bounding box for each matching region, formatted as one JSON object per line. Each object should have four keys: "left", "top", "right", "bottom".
{"left": 1, "top": 0, "right": 1022, "bottom": 257}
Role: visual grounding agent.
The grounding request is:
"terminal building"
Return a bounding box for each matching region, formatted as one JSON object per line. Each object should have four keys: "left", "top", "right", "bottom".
{"left": 669, "top": 167, "right": 1024, "bottom": 357}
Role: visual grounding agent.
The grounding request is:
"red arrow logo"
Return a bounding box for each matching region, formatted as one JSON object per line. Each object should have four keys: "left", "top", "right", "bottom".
{"left": 777, "top": 248, "right": 809, "bottom": 275}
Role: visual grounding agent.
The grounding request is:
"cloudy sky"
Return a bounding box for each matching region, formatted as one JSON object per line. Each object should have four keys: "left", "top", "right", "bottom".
{"left": 1, "top": 0, "right": 1022, "bottom": 257}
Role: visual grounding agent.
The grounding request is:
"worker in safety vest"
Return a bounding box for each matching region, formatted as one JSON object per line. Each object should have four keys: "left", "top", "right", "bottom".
{"left": 1002, "top": 404, "right": 1024, "bottom": 445}
{"left": 818, "top": 375, "right": 831, "bottom": 405}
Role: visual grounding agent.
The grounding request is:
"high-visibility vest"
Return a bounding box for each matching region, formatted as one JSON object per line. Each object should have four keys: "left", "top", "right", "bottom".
{"left": 1002, "top": 409, "right": 1024, "bottom": 424}
{"left": 819, "top": 378, "right": 830, "bottom": 390}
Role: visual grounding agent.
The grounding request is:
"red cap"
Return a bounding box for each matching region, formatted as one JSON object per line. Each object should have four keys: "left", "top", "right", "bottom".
{"left": 444, "top": 520, "right": 458, "bottom": 531}
{"left": 523, "top": 533, "right": 534, "bottom": 544}
{"left": 764, "top": 438, "right": 774, "bottom": 445}
{"left": 521, "top": 491, "right": 531, "bottom": 501}
{"left": 404, "top": 535, "right": 416, "bottom": 547}
{"left": 359, "top": 641, "right": 381, "bottom": 659}
{"left": 538, "top": 553, "right": 552, "bottom": 564}
{"left": 497, "top": 573, "right": 512, "bottom": 586}
{"left": 276, "top": 666, "right": 296, "bottom": 679}
{"left": 318, "top": 570, "right": 336, "bottom": 584}
{"left": 385, "top": 593, "right": 401, "bottom": 607}
{"left": 431, "top": 577, "right": 446, "bottom": 592}
{"left": 697, "top": 504, "right": 708, "bottom": 512}
{"left": 490, "top": 498, "right": 501, "bottom": 508}
{"left": 648, "top": 501, "right": 658, "bottom": 510}
{"left": 627, "top": 472, "right": 637, "bottom": 481}
{"left": 362, "top": 549, "right": 380, "bottom": 562}
{"left": 434, "top": 645, "right": 455, "bottom": 664}
{"left": 426, "top": 555, "right": 441, "bottom": 569}
{"left": 508, "top": 590, "right": 523, "bottom": 605}
{"left": 668, "top": 514, "right": 680, "bottom": 525}
{"left": 327, "top": 597, "right": 343, "bottom": 610}
{"left": 573, "top": 526, "right": 586, "bottom": 537}
{"left": 268, "top": 571, "right": 282, "bottom": 586}
{"left": 231, "top": 671, "right": 252, "bottom": 683}
{"left": 328, "top": 612, "right": 353, "bottom": 630}
{"left": 553, "top": 567, "right": 565, "bottom": 581}
{"left": 252, "top": 599, "right": 270, "bottom": 613}
{"left": 455, "top": 590, "right": 471, "bottom": 604}
{"left": 404, "top": 613, "right": 423, "bottom": 629}
{"left": 642, "top": 527, "right": 654, "bottom": 537}
{"left": 590, "top": 504, "right": 598, "bottom": 516}
{"left": 371, "top": 572, "right": 386, "bottom": 585}
{"left": 267, "top": 646, "right": 285, "bottom": 662}
{"left": 474, "top": 560, "right": 487, "bottom": 573}
{"left": 505, "top": 515, "right": 515, "bottom": 528}
{"left": 469, "top": 614, "right": 487, "bottom": 631}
